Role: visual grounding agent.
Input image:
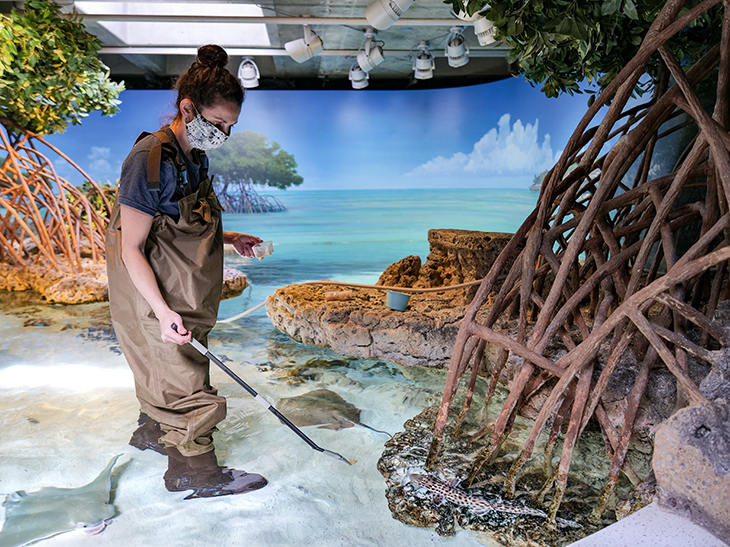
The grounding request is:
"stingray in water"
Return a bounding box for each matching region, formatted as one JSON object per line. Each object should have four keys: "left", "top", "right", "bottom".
{"left": 0, "top": 454, "right": 122, "bottom": 547}
{"left": 276, "top": 388, "right": 391, "bottom": 437}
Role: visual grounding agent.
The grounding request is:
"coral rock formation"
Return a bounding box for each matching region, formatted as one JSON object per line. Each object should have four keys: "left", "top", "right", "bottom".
{"left": 267, "top": 229, "right": 514, "bottom": 368}
{"left": 413, "top": 230, "right": 515, "bottom": 304}
{"left": 377, "top": 230, "right": 515, "bottom": 306}
{"left": 0, "top": 261, "right": 247, "bottom": 304}
{"left": 267, "top": 283, "right": 463, "bottom": 368}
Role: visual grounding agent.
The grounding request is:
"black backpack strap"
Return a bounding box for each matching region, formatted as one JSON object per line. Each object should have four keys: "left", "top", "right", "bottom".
{"left": 197, "top": 149, "right": 209, "bottom": 177}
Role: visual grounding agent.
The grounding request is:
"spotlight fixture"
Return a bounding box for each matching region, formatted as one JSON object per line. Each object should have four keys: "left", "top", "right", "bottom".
{"left": 349, "top": 63, "right": 369, "bottom": 89}
{"left": 356, "top": 28, "right": 385, "bottom": 73}
{"left": 474, "top": 16, "right": 497, "bottom": 46}
{"left": 285, "top": 24, "right": 324, "bottom": 63}
{"left": 413, "top": 40, "right": 434, "bottom": 80}
{"left": 237, "top": 58, "right": 260, "bottom": 88}
{"left": 445, "top": 27, "right": 469, "bottom": 68}
{"left": 366, "top": 0, "right": 414, "bottom": 30}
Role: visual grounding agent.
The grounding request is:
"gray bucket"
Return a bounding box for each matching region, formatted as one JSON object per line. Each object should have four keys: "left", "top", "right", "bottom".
{"left": 385, "top": 290, "right": 411, "bottom": 311}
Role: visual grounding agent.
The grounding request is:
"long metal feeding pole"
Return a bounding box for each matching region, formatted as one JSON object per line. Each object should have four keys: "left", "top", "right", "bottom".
{"left": 173, "top": 326, "right": 352, "bottom": 465}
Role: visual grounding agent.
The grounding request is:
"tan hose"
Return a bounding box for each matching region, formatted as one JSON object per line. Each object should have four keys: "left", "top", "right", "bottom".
{"left": 301, "top": 279, "right": 482, "bottom": 293}
{"left": 217, "top": 278, "right": 481, "bottom": 324}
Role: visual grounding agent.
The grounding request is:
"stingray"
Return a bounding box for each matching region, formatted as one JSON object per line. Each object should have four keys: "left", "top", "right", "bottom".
{"left": 0, "top": 454, "right": 121, "bottom": 547}
{"left": 276, "top": 389, "right": 391, "bottom": 437}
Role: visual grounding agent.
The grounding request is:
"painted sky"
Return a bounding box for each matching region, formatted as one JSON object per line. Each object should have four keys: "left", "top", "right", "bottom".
{"left": 45, "top": 76, "right": 594, "bottom": 190}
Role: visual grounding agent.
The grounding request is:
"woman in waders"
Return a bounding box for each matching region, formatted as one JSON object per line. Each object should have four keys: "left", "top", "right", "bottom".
{"left": 106, "top": 45, "right": 267, "bottom": 499}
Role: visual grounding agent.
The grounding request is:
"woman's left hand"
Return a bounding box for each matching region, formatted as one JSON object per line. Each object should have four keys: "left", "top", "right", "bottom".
{"left": 224, "top": 231, "right": 263, "bottom": 258}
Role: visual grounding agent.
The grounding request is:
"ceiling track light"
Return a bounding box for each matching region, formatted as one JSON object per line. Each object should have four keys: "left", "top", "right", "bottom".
{"left": 356, "top": 28, "right": 384, "bottom": 73}
{"left": 349, "top": 63, "right": 369, "bottom": 89}
{"left": 366, "top": 0, "right": 415, "bottom": 30}
{"left": 474, "top": 17, "right": 497, "bottom": 46}
{"left": 285, "top": 24, "right": 324, "bottom": 63}
{"left": 446, "top": 26, "right": 469, "bottom": 68}
{"left": 238, "top": 58, "right": 260, "bottom": 88}
{"left": 413, "top": 40, "right": 434, "bottom": 80}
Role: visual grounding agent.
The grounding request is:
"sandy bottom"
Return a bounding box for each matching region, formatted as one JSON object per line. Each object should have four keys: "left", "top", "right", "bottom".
{"left": 0, "top": 297, "right": 498, "bottom": 547}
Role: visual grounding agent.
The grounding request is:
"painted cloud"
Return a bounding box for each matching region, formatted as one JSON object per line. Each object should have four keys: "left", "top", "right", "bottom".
{"left": 405, "top": 113, "right": 560, "bottom": 179}
{"left": 86, "top": 147, "right": 116, "bottom": 182}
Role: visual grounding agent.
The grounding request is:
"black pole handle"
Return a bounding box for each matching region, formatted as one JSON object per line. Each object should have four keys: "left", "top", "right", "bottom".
{"left": 171, "top": 324, "right": 351, "bottom": 464}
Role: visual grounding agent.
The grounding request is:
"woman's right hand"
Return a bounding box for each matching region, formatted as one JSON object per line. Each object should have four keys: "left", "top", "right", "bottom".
{"left": 159, "top": 310, "right": 192, "bottom": 345}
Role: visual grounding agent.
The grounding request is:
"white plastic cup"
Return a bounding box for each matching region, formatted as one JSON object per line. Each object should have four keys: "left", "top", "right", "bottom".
{"left": 252, "top": 240, "right": 273, "bottom": 258}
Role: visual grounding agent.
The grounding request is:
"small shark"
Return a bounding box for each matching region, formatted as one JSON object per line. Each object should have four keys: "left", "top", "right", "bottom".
{"left": 409, "top": 473, "right": 581, "bottom": 528}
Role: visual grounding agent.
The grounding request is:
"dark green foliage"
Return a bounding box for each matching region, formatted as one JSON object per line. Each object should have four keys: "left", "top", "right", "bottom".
{"left": 0, "top": 0, "right": 124, "bottom": 135}
{"left": 208, "top": 130, "right": 303, "bottom": 213}
{"left": 444, "top": 0, "right": 721, "bottom": 98}
{"left": 208, "top": 130, "right": 303, "bottom": 191}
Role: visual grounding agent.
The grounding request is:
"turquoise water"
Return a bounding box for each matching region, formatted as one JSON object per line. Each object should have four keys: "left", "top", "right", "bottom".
{"left": 0, "top": 188, "right": 540, "bottom": 547}
{"left": 219, "top": 188, "right": 538, "bottom": 320}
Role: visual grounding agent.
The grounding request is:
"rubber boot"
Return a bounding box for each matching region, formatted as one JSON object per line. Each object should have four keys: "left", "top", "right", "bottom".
{"left": 129, "top": 413, "right": 167, "bottom": 455}
{"left": 164, "top": 446, "right": 267, "bottom": 500}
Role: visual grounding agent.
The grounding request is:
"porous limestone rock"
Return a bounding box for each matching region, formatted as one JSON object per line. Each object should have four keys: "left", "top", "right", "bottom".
{"left": 376, "top": 230, "right": 515, "bottom": 306}
{"left": 0, "top": 260, "right": 248, "bottom": 304}
{"left": 653, "top": 400, "right": 730, "bottom": 544}
{"left": 414, "top": 229, "right": 513, "bottom": 291}
{"left": 0, "top": 260, "right": 108, "bottom": 304}
{"left": 267, "top": 229, "right": 515, "bottom": 368}
{"left": 266, "top": 283, "right": 467, "bottom": 368}
{"left": 221, "top": 266, "right": 249, "bottom": 300}
{"left": 377, "top": 255, "right": 422, "bottom": 288}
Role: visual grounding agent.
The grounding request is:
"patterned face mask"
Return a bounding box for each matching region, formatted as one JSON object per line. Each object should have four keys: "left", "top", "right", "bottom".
{"left": 185, "top": 105, "right": 229, "bottom": 150}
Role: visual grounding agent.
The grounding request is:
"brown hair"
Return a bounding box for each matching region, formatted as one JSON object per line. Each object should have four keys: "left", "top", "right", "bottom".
{"left": 173, "top": 45, "right": 244, "bottom": 118}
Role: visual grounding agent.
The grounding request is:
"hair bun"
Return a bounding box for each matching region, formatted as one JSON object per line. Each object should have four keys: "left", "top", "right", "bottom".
{"left": 197, "top": 45, "right": 228, "bottom": 69}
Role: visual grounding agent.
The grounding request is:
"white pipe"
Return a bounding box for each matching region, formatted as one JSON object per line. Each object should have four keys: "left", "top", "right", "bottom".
{"left": 99, "top": 46, "right": 509, "bottom": 57}
{"left": 80, "top": 14, "right": 462, "bottom": 26}
{"left": 217, "top": 300, "right": 267, "bottom": 324}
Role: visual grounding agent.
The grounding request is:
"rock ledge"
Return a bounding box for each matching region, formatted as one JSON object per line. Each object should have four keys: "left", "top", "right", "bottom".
{"left": 267, "top": 229, "right": 516, "bottom": 368}
{"left": 0, "top": 259, "right": 248, "bottom": 304}
{"left": 267, "top": 283, "right": 467, "bottom": 368}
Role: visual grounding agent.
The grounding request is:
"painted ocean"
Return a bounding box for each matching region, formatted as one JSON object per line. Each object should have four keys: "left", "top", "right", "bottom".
{"left": 218, "top": 188, "right": 539, "bottom": 321}
{"left": 0, "top": 188, "right": 539, "bottom": 547}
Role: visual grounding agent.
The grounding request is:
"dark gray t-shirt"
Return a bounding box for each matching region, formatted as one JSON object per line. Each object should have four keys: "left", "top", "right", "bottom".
{"left": 117, "top": 128, "right": 203, "bottom": 221}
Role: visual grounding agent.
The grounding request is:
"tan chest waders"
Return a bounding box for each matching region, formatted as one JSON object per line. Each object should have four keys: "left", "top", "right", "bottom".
{"left": 106, "top": 128, "right": 226, "bottom": 456}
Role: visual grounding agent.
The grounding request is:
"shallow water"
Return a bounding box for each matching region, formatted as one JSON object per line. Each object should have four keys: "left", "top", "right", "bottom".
{"left": 0, "top": 293, "right": 507, "bottom": 547}
{"left": 0, "top": 189, "right": 540, "bottom": 546}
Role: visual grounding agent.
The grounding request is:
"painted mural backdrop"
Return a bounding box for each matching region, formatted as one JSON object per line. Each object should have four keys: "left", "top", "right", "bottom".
{"left": 46, "top": 77, "right": 593, "bottom": 193}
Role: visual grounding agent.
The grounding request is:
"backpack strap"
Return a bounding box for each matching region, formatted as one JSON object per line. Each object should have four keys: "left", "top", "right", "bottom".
{"left": 197, "top": 148, "right": 209, "bottom": 176}
{"left": 134, "top": 129, "right": 187, "bottom": 192}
